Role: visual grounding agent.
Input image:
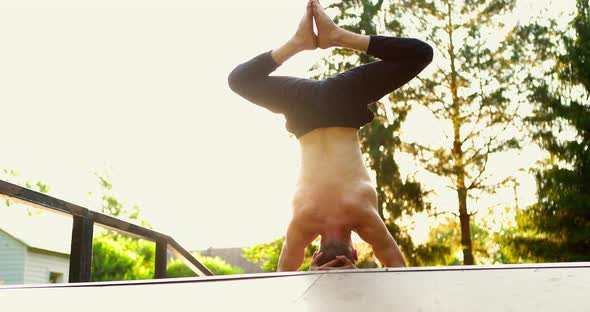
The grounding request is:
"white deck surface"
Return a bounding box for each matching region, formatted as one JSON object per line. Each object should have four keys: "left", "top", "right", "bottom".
{"left": 1, "top": 263, "right": 589, "bottom": 312}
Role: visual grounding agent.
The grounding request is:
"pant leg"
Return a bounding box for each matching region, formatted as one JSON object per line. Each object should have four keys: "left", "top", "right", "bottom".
{"left": 321, "top": 36, "right": 434, "bottom": 106}
{"left": 228, "top": 51, "right": 320, "bottom": 116}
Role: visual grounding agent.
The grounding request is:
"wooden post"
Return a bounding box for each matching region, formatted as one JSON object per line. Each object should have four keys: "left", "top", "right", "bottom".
{"left": 69, "top": 215, "right": 94, "bottom": 283}
{"left": 155, "top": 240, "right": 167, "bottom": 279}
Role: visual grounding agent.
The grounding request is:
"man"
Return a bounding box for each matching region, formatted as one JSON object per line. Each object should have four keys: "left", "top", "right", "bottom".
{"left": 228, "top": 0, "right": 433, "bottom": 271}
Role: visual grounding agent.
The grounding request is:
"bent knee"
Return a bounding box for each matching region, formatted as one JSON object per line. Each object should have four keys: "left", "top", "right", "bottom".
{"left": 227, "top": 65, "right": 246, "bottom": 94}
{"left": 418, "top": 40, "right": 434, "bottom": 64}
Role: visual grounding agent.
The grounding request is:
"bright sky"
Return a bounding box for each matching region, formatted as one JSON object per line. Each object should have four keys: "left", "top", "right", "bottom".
{"left": 0, "top": 0, "right": 576, "bottom": 252}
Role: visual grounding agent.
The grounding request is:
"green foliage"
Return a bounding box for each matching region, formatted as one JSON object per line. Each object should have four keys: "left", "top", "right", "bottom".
{"left": 242, "top": 236, "right": 284, "bottom": 272}
{"left": 93, "top": 235, "right": 244, "bottom": 280}
{"left": 93, "top": 229, "right": 244, "bottom": 280}
{"left": 412, "top": 219, "right": 460, "bottom": 266}
{"left": 90, "top": 173, "right": 205, "bottom": 280}
{"left": 414, "top": 215, "right": 511, "bottom": 266}
{"left": 167, "top": 255, "right": 244, "bottom": 277}
{"left": 166, "top": 259, "right": 197, "bottom": 277}
{"left": 1, "top": 168, "right": 51, "bottom": 209}
{"left": 196, "top": 255, "right": 245, "bottom": 275}
{"left": 503, "top": 0, "right": 590, "bottom": 262}
{"left": 352, "top": 242, "right": 380, "bottom": 268}
{"left": 91, "top": 235, "right": 155, "bottom": 281}
{"left": 91, "top": 173, "right": 241, "bottom": 279}
{"left": 92, "top": 171, "right": 151, "bottom": 229}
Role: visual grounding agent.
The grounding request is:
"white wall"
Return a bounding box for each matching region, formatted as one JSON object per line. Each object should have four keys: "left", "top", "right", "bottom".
{"left": 0, "top": 230, "right": 26, "bottom": 285}
{"left": 24, "top": 249, "right": 69, "bottom": 284}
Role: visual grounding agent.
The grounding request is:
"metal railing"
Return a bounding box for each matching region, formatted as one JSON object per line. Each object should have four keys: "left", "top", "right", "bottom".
{"left": 0, "top": 179, "right": 213, "bottom": 282}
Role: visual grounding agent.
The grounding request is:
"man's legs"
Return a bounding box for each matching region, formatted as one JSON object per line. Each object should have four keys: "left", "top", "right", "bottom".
{"left": 228, "top": 0, "right": 321, "bottom": 115}
{"left": 312, "top": 0, "right": 433, "bottom": 107}
{"left": 229, "top": 0, "right": 433, "bottom": 122}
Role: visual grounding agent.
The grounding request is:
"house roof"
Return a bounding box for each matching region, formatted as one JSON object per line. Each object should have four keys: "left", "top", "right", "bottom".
{"left": 0, "top": 206, "right": 72, "bottom": 255}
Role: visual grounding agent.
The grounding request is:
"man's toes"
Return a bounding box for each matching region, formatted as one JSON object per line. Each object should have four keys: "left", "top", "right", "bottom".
{"left": 312, "top": 1, "right": 325, "bottom": 15}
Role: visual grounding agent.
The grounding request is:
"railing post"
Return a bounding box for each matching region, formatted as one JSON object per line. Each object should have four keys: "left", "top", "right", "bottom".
{"left": 155, "top": 240, "right": 167, "bottom": 279}
{"left": 69, "top": 215, "right": 94, "bottom": 283}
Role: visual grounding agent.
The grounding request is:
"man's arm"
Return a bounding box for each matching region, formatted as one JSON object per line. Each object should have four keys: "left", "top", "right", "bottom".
{"left": 277, "top": 221, "right": 317, "bottom": 272}
{"left": 356, "top": 211, "right": 406, "bottom": 267}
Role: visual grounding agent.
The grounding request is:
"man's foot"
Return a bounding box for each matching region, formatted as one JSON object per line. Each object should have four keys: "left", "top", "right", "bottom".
{"left": 311, "top": 0, "right": 342, "bottom": 49}
{"left": 293, "top": 0, "right": 318, "bottom": 51}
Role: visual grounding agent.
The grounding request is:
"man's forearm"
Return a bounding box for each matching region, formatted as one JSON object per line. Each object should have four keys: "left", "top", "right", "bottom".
{"left": 374, "top": 244, "right": 407, "bottom": 267}
{"left": 277, "top": 244, "right": 305, "bottom": 272}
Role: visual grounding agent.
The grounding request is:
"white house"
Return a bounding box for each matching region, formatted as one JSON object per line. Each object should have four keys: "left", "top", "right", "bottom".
{"left": 0, "top": 227, "right": 70, "bottom": 285}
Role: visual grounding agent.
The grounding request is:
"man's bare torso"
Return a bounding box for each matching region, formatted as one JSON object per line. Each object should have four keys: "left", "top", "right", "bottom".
{"left": 277, "top": 128, "right": 405, "bottom": 271}
{"left": 292, "top": 127, "right": 379, "bottom": 240}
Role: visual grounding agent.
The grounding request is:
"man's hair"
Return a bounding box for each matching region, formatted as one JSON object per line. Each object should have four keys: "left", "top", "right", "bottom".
{"left": 316, "top": 239, "right": 354, "bottom": 266}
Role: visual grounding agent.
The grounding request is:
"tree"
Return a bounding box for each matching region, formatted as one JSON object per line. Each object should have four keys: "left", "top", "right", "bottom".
{"left": 423, "top": 213, "right": 510, "bottom": 266}
{"left": 89, "top": 173, "right": 160, "bottom": 281}
{"left": 167, "top": 255, "right": 244, "bottom": 276}
{"left": 242, "top": 237, "right": 286, "bottom": 272}
{"left": 198, "top": 255, "right": 244, "bottom": 275}
{"left": 1, "top": 168, "right": 51, "bottom": 211}
{"left": 91, "top": 235, "right": 155, "bottom": 281}
{"left": 92, "top": 171, "right": 150, "bottom": 228}
{"left": 503, "top": 0, "right": 590, "bottom": 262}
{"left": 315, "top": 0, "right": 521, "bottom": 265}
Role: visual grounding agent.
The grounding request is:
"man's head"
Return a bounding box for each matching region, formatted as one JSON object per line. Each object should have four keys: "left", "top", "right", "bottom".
{"left": 314, "top": 239, "right": 358, "bottom": 267}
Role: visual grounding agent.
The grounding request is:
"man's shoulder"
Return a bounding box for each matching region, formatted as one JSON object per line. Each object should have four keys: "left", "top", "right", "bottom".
{"left": 353, "top": 208, "right": 385, "bottom": 229}
{"left": 285, "top": 218, "right": 320, "bottom": 246}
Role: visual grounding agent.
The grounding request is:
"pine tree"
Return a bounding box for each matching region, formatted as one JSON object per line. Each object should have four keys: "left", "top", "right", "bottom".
{"left": 505, "top": 0, "right": 590, "bottom": 262}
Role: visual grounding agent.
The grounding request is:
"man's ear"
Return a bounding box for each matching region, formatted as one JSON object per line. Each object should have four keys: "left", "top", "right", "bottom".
{"left": 352, "top": 249, "right": 358, "bottom": 261}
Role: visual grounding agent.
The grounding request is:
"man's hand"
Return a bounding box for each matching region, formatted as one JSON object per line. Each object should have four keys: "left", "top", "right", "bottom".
{"left": 309, "top": 252, "right": 358, "bottom": 271}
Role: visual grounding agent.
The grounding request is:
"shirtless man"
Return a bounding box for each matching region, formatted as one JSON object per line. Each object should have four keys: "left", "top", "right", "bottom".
{"left": 228, "top": 0, "right": 433, "bottom": 271}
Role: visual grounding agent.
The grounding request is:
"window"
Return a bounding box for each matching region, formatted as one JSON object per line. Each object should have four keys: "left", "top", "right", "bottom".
{"left": 49, "top": 272, "right": 64, "bottom": 284}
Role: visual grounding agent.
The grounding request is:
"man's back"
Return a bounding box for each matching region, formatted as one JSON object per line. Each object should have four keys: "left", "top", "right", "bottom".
{"left": 279, "top": 127, "right": 405, "bottom": 271}
{"left": 292, "top": 127, "right": 379, "bottom": 239}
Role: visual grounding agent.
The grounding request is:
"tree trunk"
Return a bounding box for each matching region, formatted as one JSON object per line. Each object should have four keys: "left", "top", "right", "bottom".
{"left": 457, "top": 183, "right": 475, "bottom": 265}
{"left": 447, "top": 0, "right": 474, "bottom": 265}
